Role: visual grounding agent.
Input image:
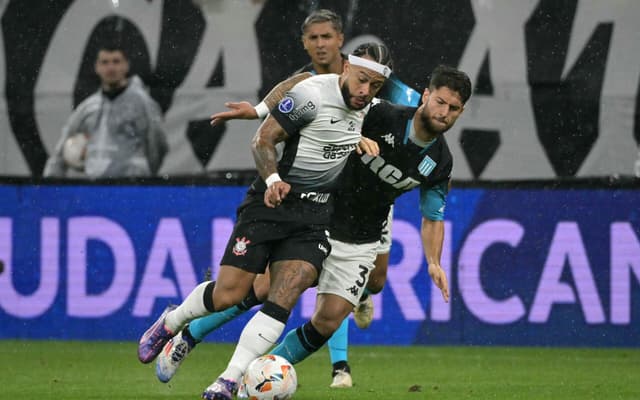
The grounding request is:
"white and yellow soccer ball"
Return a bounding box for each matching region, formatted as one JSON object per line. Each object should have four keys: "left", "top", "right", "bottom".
{"left": 62, "top": 133, "right": 88, "bottom": 170}
{"left": 239, "top": 354, "right": 297, "bottom": 400}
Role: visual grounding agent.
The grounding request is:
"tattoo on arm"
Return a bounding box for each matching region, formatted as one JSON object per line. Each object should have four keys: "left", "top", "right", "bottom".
{"left": 252, "top": 117, "right": 288, "bottom": 179}
{"left": 263, "top": 72, "right": 312, "bottom": 110}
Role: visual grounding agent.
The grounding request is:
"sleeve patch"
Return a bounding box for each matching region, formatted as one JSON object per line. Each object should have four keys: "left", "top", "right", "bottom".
{"left": 418, "top": 155, "right": 437, "bottom": 176}
{"left": 278, "top": 97, "right": 295, "bottom": 113}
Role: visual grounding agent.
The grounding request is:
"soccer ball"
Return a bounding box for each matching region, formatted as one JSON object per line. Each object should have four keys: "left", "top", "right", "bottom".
{"left": 62, "top": 133, "right": 88, "bottom": 170}
{"left": 239, "top": 354, "right": 297, "bottom": 400}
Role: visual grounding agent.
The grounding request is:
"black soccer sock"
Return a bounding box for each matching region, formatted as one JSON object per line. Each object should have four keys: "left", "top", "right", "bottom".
{"left": 332, "top": 360, "right": 351, "bottom": 376}
{"left": 261, "top": 300, "right": 291, "bottom": 324}
{"left": 203, "top": 281, "right": 216, "bottom": 312}
{"left": 238, "top": 286, "right": 262, "bottom": 311}
{"left": 182, "top": 325, "right": 199, "bottom": 346}
{"left": 297, "top": 321, "right": 330, "bottom": 353}
{"left": 270, "top": 320, "right": 331, "bottom": 364}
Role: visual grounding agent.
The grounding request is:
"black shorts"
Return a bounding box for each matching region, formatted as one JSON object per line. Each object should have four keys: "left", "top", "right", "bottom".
{"left": 220, "top": 195, "right": 332, "bottom": 273}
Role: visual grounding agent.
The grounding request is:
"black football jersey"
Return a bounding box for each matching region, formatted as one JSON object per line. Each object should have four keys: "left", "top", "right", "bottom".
{"left": 330, "top": 100, "right": 453, "bottom": 243}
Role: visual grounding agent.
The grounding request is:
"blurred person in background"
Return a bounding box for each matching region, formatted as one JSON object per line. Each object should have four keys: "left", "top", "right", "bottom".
{"left": 43, "top": 43, "right": 167, "bottom": 179}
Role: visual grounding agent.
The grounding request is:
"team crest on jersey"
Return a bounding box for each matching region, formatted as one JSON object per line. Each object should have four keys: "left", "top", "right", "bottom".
{"left": 381, "top": 133, "right": 395, "bottom": 147}
{"left": 232, "top": 236, "right": 251, "bottom": 256}
{"left": 419, "top": 155, "right": 437, "bottom": 176}
{"left": 278, "top": 96, "right": 294, "bottom": 113}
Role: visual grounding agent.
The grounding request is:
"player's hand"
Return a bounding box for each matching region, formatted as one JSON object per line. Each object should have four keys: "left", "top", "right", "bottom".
{"left": 264, "top": 181, "right": 291, "bottom": 208}
{"left": 428, "top": 263, "right": 450, "bottom": 303}
{"left": 210, "top": 101, "right": 258, "bottom": 126}
{"left": 356, "top": 137, "right": 379, "bottom": 156}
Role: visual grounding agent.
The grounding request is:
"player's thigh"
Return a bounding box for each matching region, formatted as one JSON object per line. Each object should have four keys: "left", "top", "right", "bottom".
{"left": 270, "top": 223, "right": 331, "bottom": 273}
{"left": 317, "top": 238, "right": 378, "bottom": 306}
{"left": 220, "top": 219, "right": 275, "bottom": 274}
{"left": 215, "top": 219, "right": 274, "bottom": 307}
{"left": 267, "top": 223, "right": 330, "bottom": 310}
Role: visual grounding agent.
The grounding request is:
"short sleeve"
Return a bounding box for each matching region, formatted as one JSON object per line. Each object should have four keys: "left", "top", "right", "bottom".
{"left": 270, "top": 81, "right": 320, "bottom": 137}
{"left": 419, "top": 180, "right": 449, "bottom": 221}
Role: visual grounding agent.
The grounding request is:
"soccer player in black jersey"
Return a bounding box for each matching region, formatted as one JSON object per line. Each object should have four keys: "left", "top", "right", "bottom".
{"left": 268, "top": 64, "right": 472, "bottom": 367}
{"left": 192, "top": 63, "right": 470, "bottom": 383}
{"left": 137, "top": 42, "right": 392, "bottom": 400}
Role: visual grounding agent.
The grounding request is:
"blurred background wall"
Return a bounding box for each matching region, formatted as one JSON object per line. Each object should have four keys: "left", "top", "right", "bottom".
{"left": 1, "top": 0, "right": 639, "bottom": 179}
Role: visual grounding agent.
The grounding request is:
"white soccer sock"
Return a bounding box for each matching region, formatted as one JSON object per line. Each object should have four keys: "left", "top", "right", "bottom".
{"left": 220, "top": 310, "right": 285, "bottom": 382}
{"left": 164, "top": 281, "right": 211, "bottom": 332}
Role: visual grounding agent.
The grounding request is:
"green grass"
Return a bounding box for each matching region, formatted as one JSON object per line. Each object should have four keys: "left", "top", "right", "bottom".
{"left": 1, "top": 340, "right": 639, "bottom": 399}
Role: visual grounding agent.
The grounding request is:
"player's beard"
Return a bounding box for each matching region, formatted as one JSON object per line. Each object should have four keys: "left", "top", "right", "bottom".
{"left": 419, "top": 106, "right": 451, "bottom": 136}
{"left": 340, "top": 81, "right": 368, "bottom": 110}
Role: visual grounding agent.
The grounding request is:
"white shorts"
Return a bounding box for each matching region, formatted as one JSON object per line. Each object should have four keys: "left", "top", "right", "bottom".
{"left": 317, "top": 237, "right": 379, "bottom": 306}
{"left": 375, "top": 205, "right": 394, "bottom": 254}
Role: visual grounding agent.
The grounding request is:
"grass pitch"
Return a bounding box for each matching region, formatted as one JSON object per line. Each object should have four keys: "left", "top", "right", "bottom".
{"left": 1, "top": 340, "right": 638, "bottom": 399}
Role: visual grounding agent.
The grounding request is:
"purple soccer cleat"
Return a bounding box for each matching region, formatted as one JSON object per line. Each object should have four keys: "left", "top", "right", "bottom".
{"left": 201, "top": 377, "right": 238, "bottom": 400}
{"left": 137, "top": 305, "right": 177, "bottom": 363}
{"left": 155, "top": 328, "right": 197, "bottom": 383}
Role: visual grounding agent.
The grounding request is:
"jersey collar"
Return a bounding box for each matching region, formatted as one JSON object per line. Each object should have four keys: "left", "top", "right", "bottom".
{"left": 404, "top": 118, "right": 436, "bottom": 154}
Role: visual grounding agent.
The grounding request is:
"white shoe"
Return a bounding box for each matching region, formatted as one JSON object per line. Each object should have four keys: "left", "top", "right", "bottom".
{"left": 330, "top": 369, "right": 353, "bottom": 388}
{"left": 353, "top": 296, "right": 374, "bottom": 328}
{"left": 155, "top": 330, "right": 195, "bottom": 383}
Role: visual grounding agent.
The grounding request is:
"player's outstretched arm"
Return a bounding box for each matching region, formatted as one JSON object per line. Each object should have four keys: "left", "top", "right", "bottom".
{"left": 210, "top": 72, "right": 313, "bottom": 126}
{"left": 421, "top": 217, "right": 450, "bottom": 302}
{"left": 210, "top": 101, "right": 256, "bottom": 126}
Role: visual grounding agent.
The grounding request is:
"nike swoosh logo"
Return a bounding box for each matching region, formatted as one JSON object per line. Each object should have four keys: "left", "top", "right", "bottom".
{"left": 258, "top": 333, "right": 276, "bottom": 344}
{"left": 330, "top": 117, "right": 341, "bottom": 124}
